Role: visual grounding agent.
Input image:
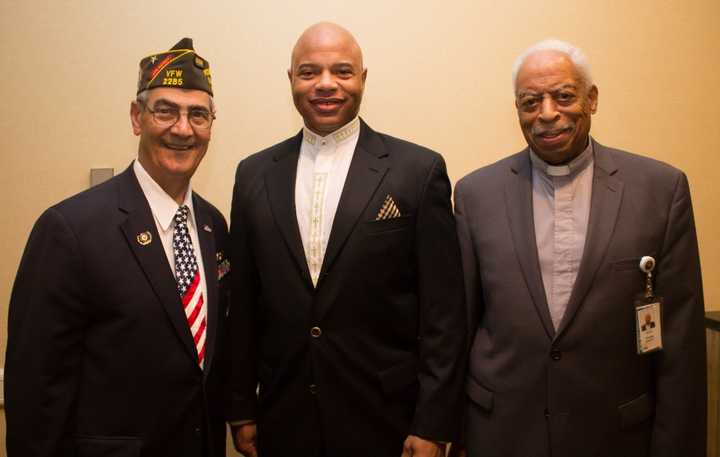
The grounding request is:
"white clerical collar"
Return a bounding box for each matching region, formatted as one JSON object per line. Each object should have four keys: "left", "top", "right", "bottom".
{"left": 302, "top": 117, "right": 360, "bottom": 148}
{"left": 133, "top": 159, "right": 195, "bottom": 232}
{"left": 530, "top": 138, "right": 594, "bottom": 177}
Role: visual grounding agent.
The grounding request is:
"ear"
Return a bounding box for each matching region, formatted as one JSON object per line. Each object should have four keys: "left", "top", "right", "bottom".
{"left": 130, "top": 100, "right": 143, "bottom": 136}
{"left": 588, "top": 85, "right": 599, "bottom": 114}
{"left": 361, "top": 67, "right": 368, "bottom": 84}
{"left": 287, "top": 68, "right": 293, "bottom": 84}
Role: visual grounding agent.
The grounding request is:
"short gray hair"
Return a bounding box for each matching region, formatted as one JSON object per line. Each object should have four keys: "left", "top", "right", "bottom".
{"left": 512, "top": 39, "right": 593, "bottom": 93}
{"left": 136, "top": 89, "right": 215, "bottom": 112}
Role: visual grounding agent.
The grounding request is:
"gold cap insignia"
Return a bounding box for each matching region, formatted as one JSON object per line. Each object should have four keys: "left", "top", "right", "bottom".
{"left": 137, "top": 231, "right": 152, "bottom": 246}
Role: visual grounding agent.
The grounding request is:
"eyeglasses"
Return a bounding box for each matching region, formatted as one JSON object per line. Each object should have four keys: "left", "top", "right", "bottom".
{"left": 138, "top": 100, "right": 215, "bottom": 130}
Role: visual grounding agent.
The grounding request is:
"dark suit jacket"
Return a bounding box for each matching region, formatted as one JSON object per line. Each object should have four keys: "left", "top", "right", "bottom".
{"left": 454, "top": 140, "right": 706, "bottom": 457}
{"left": 5, "top": 165, "right": 229, "bottom": 457}
{"left": 228, "top": 120, "right": 466, "bottom": 457}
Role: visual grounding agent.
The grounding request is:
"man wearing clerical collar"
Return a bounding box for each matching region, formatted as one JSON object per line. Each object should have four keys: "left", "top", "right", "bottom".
{"left": 453, "top": 40, "right": 706, "bottom": 456}
{"left": 228, "top": 22, "right": 466, "bottom": 457}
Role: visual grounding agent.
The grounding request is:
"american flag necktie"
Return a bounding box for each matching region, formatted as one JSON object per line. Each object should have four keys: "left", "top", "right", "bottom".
{"left": 172, "top": 205, "right": 206, "bottom": 367}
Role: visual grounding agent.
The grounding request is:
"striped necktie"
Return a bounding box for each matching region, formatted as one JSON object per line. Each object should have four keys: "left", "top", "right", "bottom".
{"left": 172, "top": 205, "right": 206, "bottom": 367}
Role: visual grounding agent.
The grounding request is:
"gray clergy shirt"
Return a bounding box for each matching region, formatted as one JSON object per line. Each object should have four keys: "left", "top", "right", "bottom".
{"left": 531, "top": 140, "right": 594, "bottom": 330}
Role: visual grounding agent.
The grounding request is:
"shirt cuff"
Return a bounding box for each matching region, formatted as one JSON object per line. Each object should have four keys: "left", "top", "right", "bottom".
{"left": 228, "top": 419, "right": 256, "bottom": 427}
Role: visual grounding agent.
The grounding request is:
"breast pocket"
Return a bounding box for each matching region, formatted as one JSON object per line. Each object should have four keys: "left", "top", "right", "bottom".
{"left": 611, "top": 256, "right": 642, "bottom": 271}
{"left": 610, "top": 253, "right": 657, "bottom": 272}
{"left": 359, "top": 216, "right": 416, "bottom": 288}
{"left": 363, "top": 215, "right": 415, "bottom": 236}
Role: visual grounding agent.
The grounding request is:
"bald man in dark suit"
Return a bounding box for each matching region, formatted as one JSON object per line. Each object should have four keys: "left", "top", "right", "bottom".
{"left": 227, "top": 23, "right": 466, "bottom": 457}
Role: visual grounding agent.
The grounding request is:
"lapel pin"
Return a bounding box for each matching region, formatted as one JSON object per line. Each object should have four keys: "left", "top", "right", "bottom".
{"left": 218, "top": 258, "right": 231, "bottom": 280}
{"left": 203, "top": 224, "right": 212, "bottom": 233}
{"left": 136, "top": 231, "right": 152, "bottom": 246}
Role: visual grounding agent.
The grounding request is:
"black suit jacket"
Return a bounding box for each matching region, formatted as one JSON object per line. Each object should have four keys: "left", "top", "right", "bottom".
{"left": 228, "top": 120, "right": 466, "bottom": 456}
{"left": 5, "top": 165, "right": 229, "bottom": 457}
{"left": 454, "top": 140, "right": 706, "bottom": 457}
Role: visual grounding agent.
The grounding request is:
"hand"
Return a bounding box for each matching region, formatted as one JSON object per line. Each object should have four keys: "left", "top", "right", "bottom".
{"left": 401, "top": 435, "right": 445, "bottom": 457}
{"left": 232, "top": 422, "right": 258, "bottom": 457}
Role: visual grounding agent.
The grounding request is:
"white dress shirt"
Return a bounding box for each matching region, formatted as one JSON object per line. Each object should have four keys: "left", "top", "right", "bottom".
{"left": 531, "top": 140, "right": 594, "bottom": 330}
{"left": 133, "top": 159, "right": 208, "bottom": 361}
{"left": 295, "top": 117, "right": 360, "bottom": 286}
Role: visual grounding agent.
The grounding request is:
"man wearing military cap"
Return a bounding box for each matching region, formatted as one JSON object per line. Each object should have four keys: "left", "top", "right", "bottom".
{"left": 5, "top": 38, "right": 229, "bottom": 457}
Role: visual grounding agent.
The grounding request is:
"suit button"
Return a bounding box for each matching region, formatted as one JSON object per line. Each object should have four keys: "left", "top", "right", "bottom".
{"left": 309, "top": 384, "right": 318, "bottom": 394}
{"left": 550, "top": 350, "right": 562, "bottom": 361}
{"left": 310, "top": 326, "right": 322, "bottom": 338}
{"left": 194, "top": 426, "right": 201, "bottom": 434}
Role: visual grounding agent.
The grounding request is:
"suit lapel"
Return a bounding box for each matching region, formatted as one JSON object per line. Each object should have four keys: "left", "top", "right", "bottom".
{"left": 555, "top": 141, "right": 624, "bottom": 338}
{"left": 505, "top": 151, "right": 555, "bottom": 339}
{"left": 318, "top": 121, "right": 389, "bottom": 285}
{"left": 116, "top": 166, "right": 199, "bottom": 364}
{"left": 264, "top": 132, "right": 314, "bottom": 288}
{"left": 193, "top": 195, "right": 218, "bottom": 375}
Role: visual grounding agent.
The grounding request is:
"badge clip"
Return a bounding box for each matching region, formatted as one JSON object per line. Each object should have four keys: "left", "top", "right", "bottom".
{"left": 639, "top": 256, "right": 656, "bottom": 298}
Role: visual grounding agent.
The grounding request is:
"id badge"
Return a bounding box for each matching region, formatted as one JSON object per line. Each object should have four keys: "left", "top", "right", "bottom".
{"left": 635, "top": 296, "right": 663, "bottom": 354}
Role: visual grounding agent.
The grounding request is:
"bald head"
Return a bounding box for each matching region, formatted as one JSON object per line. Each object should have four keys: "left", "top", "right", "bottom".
{"left": 291, "top": 22, "right": 364, "bottom": 70}
{"left": 287, "top": 22, "right": 367, "bottom": 135}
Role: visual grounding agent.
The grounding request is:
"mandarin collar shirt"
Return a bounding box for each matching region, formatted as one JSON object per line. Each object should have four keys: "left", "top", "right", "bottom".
{"left": 530, "top": 139, "right": 594, "bottom": 330}
{"left": 295, "top": 117, "right": 361, "bottom": 287}
{"left": 133, "top": 159, "right": 208, "bottom": 359}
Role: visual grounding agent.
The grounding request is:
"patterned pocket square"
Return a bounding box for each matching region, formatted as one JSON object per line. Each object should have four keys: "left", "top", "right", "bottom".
{"left": 376, "top": 194, "right": 402, "bottom": 220}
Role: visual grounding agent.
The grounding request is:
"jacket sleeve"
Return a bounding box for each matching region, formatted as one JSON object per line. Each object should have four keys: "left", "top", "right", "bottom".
{"left": 650, "top": 172, "right": 707, "bottom": 456}
{"left": 410, "top": 156, "right": 467, "bottom": 443}
{"left": 226, "top": 160, "right": 261, "bottom": 423}
{"left": 5, "top": 208, "right": 88, "bottom": 457}
{"left": 454, "top": 178, "right": 483, "bottom": 345}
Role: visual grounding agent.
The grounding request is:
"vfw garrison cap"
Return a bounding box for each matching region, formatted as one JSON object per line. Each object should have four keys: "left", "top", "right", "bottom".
{"left": 137, "top": 37, "right": 212, "bottom": 96}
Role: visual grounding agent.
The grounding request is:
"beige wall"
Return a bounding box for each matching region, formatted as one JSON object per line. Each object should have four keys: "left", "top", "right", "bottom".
{"left": 1, "top": 0, "right": 719, "bottom": 453}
